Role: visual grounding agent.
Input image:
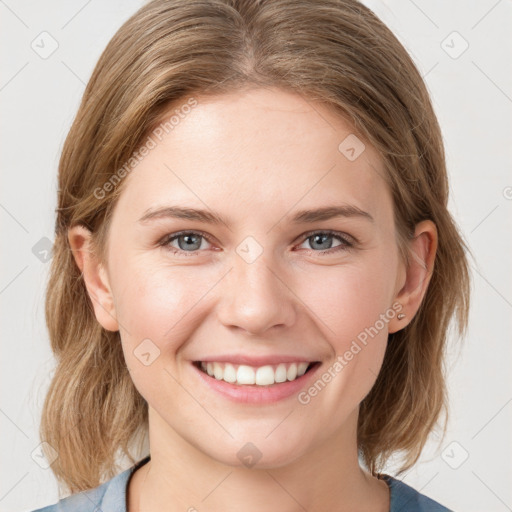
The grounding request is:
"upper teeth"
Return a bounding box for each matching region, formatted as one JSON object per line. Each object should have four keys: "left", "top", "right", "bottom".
{"left": 200, "top": 362, "right": 310, "bottom": 386}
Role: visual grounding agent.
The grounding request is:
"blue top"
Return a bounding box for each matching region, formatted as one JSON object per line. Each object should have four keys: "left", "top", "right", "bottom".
{"left": 30, "top": 455, "right": 452, "bottom": 511}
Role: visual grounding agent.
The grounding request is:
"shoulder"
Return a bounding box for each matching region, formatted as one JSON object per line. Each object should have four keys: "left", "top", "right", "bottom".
{"left": 28, "top": 470, "right": 129, "bottom": 512}
{"left": 383, "top": 474, "right": 453, "bottom": 512}
{"left": 29, "top": 456, "right": 150, "bottom": 512}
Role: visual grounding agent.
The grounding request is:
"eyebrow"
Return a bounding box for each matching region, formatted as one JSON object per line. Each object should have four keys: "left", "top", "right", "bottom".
{"left": 138, "top": 204, "right": 374, "bottom": 225}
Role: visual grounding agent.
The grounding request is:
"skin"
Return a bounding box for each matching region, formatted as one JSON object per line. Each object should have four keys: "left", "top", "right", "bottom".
{"left": 68, "top": 86, "right": 437, "bottom": 512}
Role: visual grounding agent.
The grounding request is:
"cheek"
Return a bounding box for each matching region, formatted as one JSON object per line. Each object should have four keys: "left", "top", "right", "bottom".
{"left": 293, "top": 258, "right": 394, "bottom": 403}
{"left": 112, "top": 262, "right": 220, "bottom": 405}
{"left": 295, "top": 258, "right": 395, "bottom": 347}
{"left": 112, "top": 259, "right": 220, "bottom": 353}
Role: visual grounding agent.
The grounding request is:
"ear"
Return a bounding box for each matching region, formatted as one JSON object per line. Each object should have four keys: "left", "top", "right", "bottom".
{"left": 67, "top": 225, "right": 119, "bottom": 332}
{"left": 388, "top": 220, "right": 438, "bottom": 334}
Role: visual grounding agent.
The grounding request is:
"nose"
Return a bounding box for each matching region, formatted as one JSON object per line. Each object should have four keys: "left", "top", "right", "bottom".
{"left": 216, "top": 249, "right": 297, "bottom": 336}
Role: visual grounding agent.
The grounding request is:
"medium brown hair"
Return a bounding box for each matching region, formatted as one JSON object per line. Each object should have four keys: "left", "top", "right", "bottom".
{"left": 40, "top": 0, "right": 472, "bottom": 495}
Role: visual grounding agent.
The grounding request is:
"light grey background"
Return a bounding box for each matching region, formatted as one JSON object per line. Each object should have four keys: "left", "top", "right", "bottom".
{"left": 1, "top": 1, "right": 511, "bottom": 511}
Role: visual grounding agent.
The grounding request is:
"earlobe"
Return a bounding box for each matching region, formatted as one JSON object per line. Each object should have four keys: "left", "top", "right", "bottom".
{"left": 388, "top": 220, "right": 438, "bottom": 334}
{"left": 67, "top": 225, "right": 119, "bottom": 332}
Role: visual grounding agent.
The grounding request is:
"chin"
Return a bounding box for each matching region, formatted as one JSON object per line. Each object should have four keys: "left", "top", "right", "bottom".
{"left": 203, "top": 433, "right": 311, "bottom": 470}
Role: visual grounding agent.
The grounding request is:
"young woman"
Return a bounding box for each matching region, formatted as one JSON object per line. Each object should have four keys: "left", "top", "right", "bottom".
{"left": 32, "top": 0, "right": 471, "bottom": 510}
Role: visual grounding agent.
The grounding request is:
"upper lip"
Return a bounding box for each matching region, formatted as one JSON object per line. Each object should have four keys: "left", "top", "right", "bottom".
{"left": 194, "top": 355, "right": 319, "bottom": 366}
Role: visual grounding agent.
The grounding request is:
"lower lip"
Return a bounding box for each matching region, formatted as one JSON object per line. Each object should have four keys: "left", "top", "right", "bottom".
{"left": 191, "top": 362, "right": 321, "bottom": 404}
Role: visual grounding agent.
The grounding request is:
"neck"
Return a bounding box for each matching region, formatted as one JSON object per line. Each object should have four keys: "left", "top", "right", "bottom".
{"left": 128, "top": 407, "right": 390, "bottom": 512}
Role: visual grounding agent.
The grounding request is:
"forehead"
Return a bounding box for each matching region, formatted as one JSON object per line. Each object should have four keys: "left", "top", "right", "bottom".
{"left": 114, "top": 87, "right": 391, "bottom": 226}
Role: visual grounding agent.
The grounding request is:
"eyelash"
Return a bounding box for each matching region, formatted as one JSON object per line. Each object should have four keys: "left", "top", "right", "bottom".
{"left": 157, "top": 229, "right": 355, "bottom": 257}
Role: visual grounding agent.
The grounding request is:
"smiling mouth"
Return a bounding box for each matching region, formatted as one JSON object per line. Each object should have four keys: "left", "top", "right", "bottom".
{"left": 193, "top": 361, "right": 319, "bottom": 386}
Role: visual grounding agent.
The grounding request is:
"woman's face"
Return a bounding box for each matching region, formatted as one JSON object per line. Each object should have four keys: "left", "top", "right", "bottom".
{"left": 91, "top": 87, "right": 410, "bottom": 467}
